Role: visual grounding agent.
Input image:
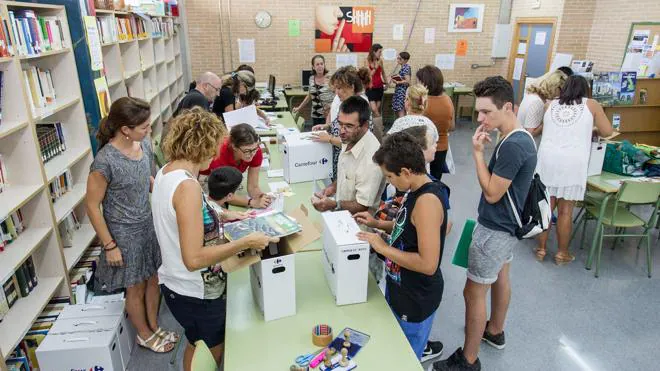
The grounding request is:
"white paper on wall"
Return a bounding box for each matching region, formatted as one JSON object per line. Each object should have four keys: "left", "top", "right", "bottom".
{"left": 393, "top": 24, "right": 404, "bottom": 40}
{"left": 424, "top": 28, "right": 435, "bottom": 44}
{"left": 383, "top": 48, "right": 397, "bottom": 61}
{"left": 336, "top": 53, "right": 358, "bottom": 68}
{"left": 513, "top": 58, "right": 524, "bottom": 80}
{"left": 238, "top": 39, "right": 256, "bottom": 63}
{"left": 435, "top": 54, "right": 455, "bottom": 70}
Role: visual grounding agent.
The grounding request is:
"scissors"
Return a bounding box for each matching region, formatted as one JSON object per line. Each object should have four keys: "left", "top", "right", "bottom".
{"left": 295, "top": 348, "right": 325, "bottom": 366}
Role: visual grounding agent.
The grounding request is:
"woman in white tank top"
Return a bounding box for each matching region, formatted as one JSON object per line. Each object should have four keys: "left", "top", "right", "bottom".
{"left": 535, "top": 76, "right": 613, "bottom": 265}
{"left": 151, "top": 108, "right": 275, "bottom": 371}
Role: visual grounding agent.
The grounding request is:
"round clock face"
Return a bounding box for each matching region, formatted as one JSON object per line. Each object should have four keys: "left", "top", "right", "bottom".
{"left": 255, "top": 10, "right": 272, "bottom": 28}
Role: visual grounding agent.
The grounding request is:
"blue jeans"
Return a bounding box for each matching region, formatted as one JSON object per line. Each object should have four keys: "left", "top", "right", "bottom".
{"left": 386, "top": 288, "right": 437, "bottom": 359}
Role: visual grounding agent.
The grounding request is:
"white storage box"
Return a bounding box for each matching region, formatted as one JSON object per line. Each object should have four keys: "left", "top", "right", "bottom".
{"left": 321, "top": 211, "right": 370, "bottom": 305}
{"left": 242, "top": 205, "right": 320, "bottom": 321}
{"left": 587, "top": 141, "right": 607, "bottom": 176}
{"left": 282, "top": 132, "right": 333, "bottom": 184}
{"left": 58, "top": 301, "right": 135, "bottom": 367}
{"left": 36, "top": 329, "right": 123, "bottom": 371}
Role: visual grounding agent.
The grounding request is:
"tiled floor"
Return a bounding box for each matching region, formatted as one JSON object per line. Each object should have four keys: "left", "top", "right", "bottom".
{"left": 128, "top": 121, "right": 659, "bottom": 371}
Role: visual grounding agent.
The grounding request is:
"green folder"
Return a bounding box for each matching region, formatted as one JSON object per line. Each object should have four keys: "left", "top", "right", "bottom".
{"left": 452, "top": 219, "right": 476, "bottom": 268}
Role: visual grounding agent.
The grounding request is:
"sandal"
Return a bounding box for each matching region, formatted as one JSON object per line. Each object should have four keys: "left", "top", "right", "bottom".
{"left": 155, "top": 327, "right": 180, "bottom": 343}
{"left": 534, "top": 248, "right": 547, "bottom": 262}
{"left": 137, "top": 332, "right": 175, "bottom": 353}
{"left": 554, "top": 252, "right": 575, "bottom": 266}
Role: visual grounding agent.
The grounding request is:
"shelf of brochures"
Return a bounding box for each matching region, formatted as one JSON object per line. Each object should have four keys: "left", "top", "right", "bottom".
{"left": 53, "top": 183, "right": 86, "bottom": 223}
{"left": 0, "top": 227, "right": 52, "bottom": 278}
{"left": 44, "top": 147, "right": 91, "bottom": 182}
{"left": 0, "top": 185, "right": 44, "bottom": 221}
{"left": 0, "top": 276, "right": 64, "bottom": 359}
{"left": 63, "top": 224, "right": 96, "bottom": 272}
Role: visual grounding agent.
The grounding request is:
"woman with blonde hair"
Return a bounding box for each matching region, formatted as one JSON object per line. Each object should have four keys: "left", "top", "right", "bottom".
{"left": 152, "top": 107, "right": 276, "bottom": 370}
{"left": 518, "top": 69, "right": 571, "bottom": 136}
{"left": 86, "top": 97, "right": 178, "bottom": 354}
{"left": 388, "top": 83, "right": 439, "bottom": 140}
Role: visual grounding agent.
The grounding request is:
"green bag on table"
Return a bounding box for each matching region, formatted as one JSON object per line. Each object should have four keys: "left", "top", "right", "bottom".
{"left": 452, "top": 219, "right": 476, "bottom": 268}
{"left": 602, "top": 141, "right": 650, "bottom": 177}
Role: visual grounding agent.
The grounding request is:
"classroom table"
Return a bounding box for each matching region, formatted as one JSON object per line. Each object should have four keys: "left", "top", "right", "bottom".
{"left": 257, "top": 92, "right": 289, "bottom": 111}
{"left": 224, "top": 250, "right": 424, "bottom": 370}
{"left": 586, "top": 171, "right": 635, "bottom": 193}
{"left": 255, "top": 111, "right": 298, "bottom": 137}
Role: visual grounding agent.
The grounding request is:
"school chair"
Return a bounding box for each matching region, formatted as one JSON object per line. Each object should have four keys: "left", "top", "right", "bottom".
{"left": 191, "top": 340, "right": 218, "bottom": 371}
{"left": 581, "top": 181, "right": 660, "bottom": 278}
{"left": 152, "top": 133, "right": 166, "bottom": 168}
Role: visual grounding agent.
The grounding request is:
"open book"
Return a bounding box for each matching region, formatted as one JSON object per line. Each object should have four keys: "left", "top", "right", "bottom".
{"left": 223, "top": 210, "right": 301, "bottom": 241}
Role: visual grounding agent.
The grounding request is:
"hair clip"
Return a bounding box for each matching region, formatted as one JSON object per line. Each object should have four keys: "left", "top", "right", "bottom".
{"left": 231, "top": 72, "right": 238, "bottom": 79}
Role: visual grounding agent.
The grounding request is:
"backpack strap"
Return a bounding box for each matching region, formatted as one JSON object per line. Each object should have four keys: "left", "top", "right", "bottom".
{"left": 494, "top": 128, "right": 536, "bottom": 229}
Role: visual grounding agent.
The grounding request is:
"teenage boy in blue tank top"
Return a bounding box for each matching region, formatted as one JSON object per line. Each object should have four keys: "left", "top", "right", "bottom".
{"left": 433, "top": 77, "right": 536, "bottom": 371}
{"left": 356, "top": 131, "right": 448, "bottom": 360}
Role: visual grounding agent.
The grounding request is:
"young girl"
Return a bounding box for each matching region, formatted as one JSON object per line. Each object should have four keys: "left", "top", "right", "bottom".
{"left": 365, "top": 43, "right": 387, "bottom": 117}
{"left": 86, "top": 97, "right": 177, "bottom": 353}
{"left": 391, "top": 52, "right": 411, "bottom": 117}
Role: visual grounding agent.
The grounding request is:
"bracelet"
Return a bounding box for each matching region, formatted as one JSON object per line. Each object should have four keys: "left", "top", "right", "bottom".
{"left": 103, "top": 240, "right": 115, "bottom": 249}
{"left": 104, "top": 245, "right": 118, "bottom": 252}
{"left": 247, "top": 197, "right": 253, "bottom": 207}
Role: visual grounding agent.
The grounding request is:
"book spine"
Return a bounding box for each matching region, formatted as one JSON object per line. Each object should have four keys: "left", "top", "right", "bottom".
{"left": 25, "top": 257, "right": 38, "bottom": 289}
{"left": 14, "top": 268, "right": 30, "bottom": 297}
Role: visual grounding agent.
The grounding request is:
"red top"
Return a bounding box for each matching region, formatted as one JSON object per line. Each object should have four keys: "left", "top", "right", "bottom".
{"left": 370, "top": 63, "right": 384, "bottom": 89}
{"left": 200, "top": 138, "right": 263, "bottom": 175}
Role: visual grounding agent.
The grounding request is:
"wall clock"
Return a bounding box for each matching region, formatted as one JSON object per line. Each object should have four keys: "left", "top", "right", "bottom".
{"left": 255, "top": 10, "right": 272, "bottom": 29}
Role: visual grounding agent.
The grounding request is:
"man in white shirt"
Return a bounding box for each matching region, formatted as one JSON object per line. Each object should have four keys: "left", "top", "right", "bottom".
{"left": 312, "top": 96, "right": 384, "bottom": 214}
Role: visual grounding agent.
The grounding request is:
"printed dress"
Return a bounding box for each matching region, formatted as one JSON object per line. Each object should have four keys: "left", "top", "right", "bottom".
{"left": 392, "top": 63, "right": 411, "bottom": 112}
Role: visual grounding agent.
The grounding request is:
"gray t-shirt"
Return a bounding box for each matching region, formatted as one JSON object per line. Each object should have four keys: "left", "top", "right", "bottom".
{"left": 477, "top": 131, "right": 537, "bottom": 235}
{"left": 90, "top": 138, "right": 155, "bottom": 225}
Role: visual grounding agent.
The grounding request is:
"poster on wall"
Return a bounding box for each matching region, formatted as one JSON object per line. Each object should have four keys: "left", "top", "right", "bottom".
{"left": 448, "top": 4, "right": 485, "bottom": 33}
{"left": 315, "top": 6, "right": 374, "bottom": 52}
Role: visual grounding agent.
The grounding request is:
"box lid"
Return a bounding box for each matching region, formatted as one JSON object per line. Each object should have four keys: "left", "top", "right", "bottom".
{"left": 285, "top": 132, "right": 328, "bottom": 146}
{"left": 50, "top": 315, "right": 120, "bottom": 335}
{"left": 38, "top": 331, "right": 116, "bottom": 351}
{"left": 287, "top": 204, "right": 321, "bottom": 253}
{"left": 59, "top": 301, "right": 125, "bottom": 320}
{"left": 321, "top": 211, "right": 364, "bottom": 246}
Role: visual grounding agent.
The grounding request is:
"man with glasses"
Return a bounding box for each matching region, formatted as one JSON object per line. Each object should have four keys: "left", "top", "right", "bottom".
{"left": 173, "top": 71, "right": 222, "bottom": 117}
{"left": 312, "top": 96, "right": 384, "bottom": 214}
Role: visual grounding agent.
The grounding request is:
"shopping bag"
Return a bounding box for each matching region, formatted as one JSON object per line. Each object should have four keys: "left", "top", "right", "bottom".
{"left": 452, "top": 219, "right": 476, "bottom": 268}
{"left": 446, "top": 143, "right": 456, "bottom": 175}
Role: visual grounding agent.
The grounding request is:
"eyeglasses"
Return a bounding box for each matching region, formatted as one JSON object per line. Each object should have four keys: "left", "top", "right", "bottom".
{"left": 239, "top": 146, "right": 259, "bottom": 155}
{"left": 207, "top": 83, "right": 221, "bottom": 93}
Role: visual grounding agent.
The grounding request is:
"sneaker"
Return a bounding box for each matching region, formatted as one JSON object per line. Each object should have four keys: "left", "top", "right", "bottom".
{"left": 431, "top": 348, "right": 481, "bottom": 371}
{"left": 481, "top": 322, "right": 506, "bottom": 349}
{"left": 421, "top": 341, "right": 444, "bottom": 362}
{"left": 552, "top": 214, "right": 557, "bottom": 225}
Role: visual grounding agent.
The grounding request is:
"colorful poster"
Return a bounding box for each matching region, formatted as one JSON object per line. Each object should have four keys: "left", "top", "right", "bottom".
{"left": 448, "top": 4, "right": 485, "bottom": 33}
{"left": 94, "top": 76, "right": 111, "bottom": 118}
{"left": 456, "top": 39, "right": 468, "bottom": 56}
{"left": 315, "top": 6, "right": 374, "bottom": 53}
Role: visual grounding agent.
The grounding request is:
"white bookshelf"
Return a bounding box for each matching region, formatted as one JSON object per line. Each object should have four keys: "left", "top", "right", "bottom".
{"left": 98, "top": 10, "right": 187, "bottom": 140}
{"left": 0, "top": 2, "right": 95, "bottom": 364}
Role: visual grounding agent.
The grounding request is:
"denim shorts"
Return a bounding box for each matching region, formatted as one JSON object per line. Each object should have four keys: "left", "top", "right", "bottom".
{"left": 467, "top": 223, "right": 516, "bottom": 285}
{"left": 161, "top": 285, "right": 226, "bottom": 347}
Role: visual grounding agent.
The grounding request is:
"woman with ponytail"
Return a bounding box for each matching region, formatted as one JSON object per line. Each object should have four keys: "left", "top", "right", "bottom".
{"left": 212, "top": 69, "right": 270, "bottom": 124}
{"left": 86, "top": 97, "right": 178, "bottom": 354}
{"left": 388, "top": 84, "right": 438, "bottom": 140}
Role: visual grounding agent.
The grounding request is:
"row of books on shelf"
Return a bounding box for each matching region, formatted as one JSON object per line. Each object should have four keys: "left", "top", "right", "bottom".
{"left": 1, "top": 10, "right": 67, "bottom": 57}
{"left": 37, "top": 122, "right": 67, "bottom": 163}
{"left": 0, "top": 70, "right": 5, "bottom": 124}
{"left": 49, "top": 169, "right": 73, "bottom": 203}
{"left": 6, "top": 295, "right": 70, "bottom": 370}
{"left": 0, "top": 153, "right": 9, "bottom": 194}
{"left": 96, "top": 15, "right": 118, "bottom": 44}
{"left": 116, "top": 15, "right": 148, "bottom": 41}
{"left": 152, "top": 17, "right": 174, "bottom": 38}
{"left": 0, "top": 209, "right": 26, "bottom": 251}
{"left": 58, "top": 211, "right": 80, "bottom": 247}
{"left": 23, "top": 65, "right": 56, "bottom": 112}
{"left": 70, "top": 245, "right": 102, "bottom": 305}
{"left": 0, "top": 256, "right": 38, "bottom": 322}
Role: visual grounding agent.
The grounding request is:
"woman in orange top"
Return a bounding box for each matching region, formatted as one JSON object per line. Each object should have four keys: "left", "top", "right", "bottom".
{"left": 416, "top": 65, "right": 454, "bottom": 180}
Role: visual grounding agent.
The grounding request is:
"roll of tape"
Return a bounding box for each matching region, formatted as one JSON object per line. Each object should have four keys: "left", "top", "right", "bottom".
{"left": 312, "top": 324, "right": 333, "bottom": 347}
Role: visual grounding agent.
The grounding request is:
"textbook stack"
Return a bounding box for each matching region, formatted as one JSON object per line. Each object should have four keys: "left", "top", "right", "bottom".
{"left": 6, "top": 9, "right": 66, "bottom": 57}
{"left": 22, "top": 66, "right": 56, "bottom": 112}
{"left": 36, "top": 122, "right": 66, "bottom": 163}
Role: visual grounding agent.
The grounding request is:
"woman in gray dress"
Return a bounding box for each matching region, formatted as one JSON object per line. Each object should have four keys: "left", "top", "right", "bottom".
{"left": 86, "top": 97, "right": 177, "bottom": 353}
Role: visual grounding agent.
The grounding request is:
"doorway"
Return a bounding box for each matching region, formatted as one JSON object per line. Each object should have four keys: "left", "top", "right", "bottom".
{"left": 507, "top": 18, "right": 557, "bottom": 105}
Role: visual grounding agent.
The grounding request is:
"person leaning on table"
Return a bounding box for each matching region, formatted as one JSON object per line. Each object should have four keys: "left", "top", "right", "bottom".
{"left": 311, "top": 96, "right": 384, "bottom": 214}
{"left": 293, "top": 55, "right": 335, "bottom": 128}
{"left": 151, "top": 107, "right": 277, "bottom": 371}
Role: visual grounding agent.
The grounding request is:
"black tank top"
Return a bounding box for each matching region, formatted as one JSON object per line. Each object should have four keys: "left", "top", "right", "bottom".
{"left": 385, "top": 181, "right": 447, "bottom": 322}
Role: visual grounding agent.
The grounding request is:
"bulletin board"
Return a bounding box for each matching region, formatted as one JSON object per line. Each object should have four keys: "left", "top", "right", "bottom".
{"left": 620, "top": 22, "right": 660, "bottom": 77}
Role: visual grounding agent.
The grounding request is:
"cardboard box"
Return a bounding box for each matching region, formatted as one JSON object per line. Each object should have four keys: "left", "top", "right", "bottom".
{"left": 321, "top": 211, "right": 370, "bottom": 306}
{"left": 57, "top": 301, "right": 135, "bottom": 368}
{"left": 222, "top": 205, "right": 321, "bottom": 321}
{"left": 282, "top": 132, "right": 333, "bottom": 184}
{"left": 36, "top": 328, "right": 124, "bottom": 371}
{"left": 588, "top": 141, "right": 607, "bottom": 176}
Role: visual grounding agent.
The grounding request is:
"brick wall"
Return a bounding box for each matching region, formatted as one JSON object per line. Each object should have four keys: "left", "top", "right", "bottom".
{"left": 586, "top": 0, "right": 660, "bottom": 71}
{"left": 185, "top": 0, "right": 506, "bottom": 86}
{"left": 555, "top": 0, "right": 596, "bottom": 60}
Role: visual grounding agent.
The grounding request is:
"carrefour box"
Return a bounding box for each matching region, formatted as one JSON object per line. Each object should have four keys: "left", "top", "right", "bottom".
{"left": 321, "top": 211, "right": 370, "bottom": 306}
{"left": 35, "top": 326, "right": 124, "bottom": 371}
{"left": 221, "top": 205, "right": 321, "bottom": 321}
{"left": 282, "top": 132, "right": 333, "bottom": 184}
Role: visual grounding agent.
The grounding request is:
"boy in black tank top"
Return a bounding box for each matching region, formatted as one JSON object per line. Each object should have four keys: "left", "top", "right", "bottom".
{"left": 356, "top": 132, "right": 447, "bottom": 360}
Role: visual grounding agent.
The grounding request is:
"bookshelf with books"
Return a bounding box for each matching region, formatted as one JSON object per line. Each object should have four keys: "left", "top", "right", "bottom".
{"left": 0, "top": 2, "right": 96, "bottom": 365}
{"left": 95, "top": 9, "right": 186, "bottom": 146}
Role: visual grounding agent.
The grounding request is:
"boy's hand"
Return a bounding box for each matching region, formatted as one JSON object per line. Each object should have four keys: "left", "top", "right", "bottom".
{"left": 357, "top": 231, "right": 387, "bottom": 252}
{"left": 353, "top": 211, "right": 377, "bottom": 228}
{"left": 472, "top": 124, "right": 492, "bottom": 153}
